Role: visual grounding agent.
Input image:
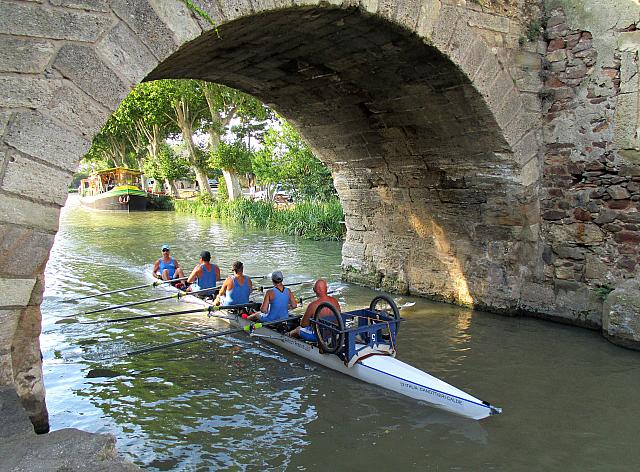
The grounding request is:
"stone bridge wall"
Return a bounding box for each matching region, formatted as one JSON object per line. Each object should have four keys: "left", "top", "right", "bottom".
{"left": 0, "top": 0, "right": 637, "bottom": 430}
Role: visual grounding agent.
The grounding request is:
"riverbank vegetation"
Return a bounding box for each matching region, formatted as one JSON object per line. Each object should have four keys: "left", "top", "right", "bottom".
{"left": 174, "top": 195, "right": 344, "bottom": 240}
{"left": 81, "top": 79, "right": 345, "bottom": 239}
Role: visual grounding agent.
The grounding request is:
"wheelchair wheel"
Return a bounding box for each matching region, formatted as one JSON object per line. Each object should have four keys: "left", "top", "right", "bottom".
{"left": 369, "top": 294, "right": 400, "bottom": 337}
{"left": 313, "top": 302, "right": 345, "bottom": 354}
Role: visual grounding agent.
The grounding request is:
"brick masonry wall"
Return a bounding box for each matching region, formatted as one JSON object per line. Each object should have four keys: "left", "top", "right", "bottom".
{"left": 539, "top": 3, "right": 640, "bottom": 338}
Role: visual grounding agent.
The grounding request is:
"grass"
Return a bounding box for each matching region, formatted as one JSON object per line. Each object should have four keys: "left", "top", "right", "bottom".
{"left": 174, "top": 195, "right": 345, "bottom": 240}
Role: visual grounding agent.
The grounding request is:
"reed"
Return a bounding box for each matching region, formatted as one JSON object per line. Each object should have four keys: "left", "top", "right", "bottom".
{"left": 174, "top": 196, "right": 344, "bottom": 240}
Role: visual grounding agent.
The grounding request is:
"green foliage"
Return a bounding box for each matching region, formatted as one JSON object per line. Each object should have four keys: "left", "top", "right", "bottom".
{"left": 526, "top": 18, "right": 543, "bottom": 41}
{"left": 254, "top": 119, "right": 336, "bottom": 201}
{"left": 147, "top": 194, "right": 175, "bottom": 210}
{"left": 217, "top": 177, "right": 228, "bottom": 201}
{"left": 144, "top": 144, "right": 190, "bottom": 182}
{"left": 180, "top": 0, "right": 216, "bottom": 26}
{"left": 174, "top": 198, "right": 345, "bottom": 240}
{"left": 595, "top": 286, "right": 614, "bottom": 300}
{"left": 209, "top": 140, "right": 253, "bottom": 174}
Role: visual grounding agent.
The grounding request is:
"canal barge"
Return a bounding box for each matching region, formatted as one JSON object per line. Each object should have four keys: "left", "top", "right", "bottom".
{"left": 155, "top": 282, "right": 502, "bottom": 420}
{"left": 79, "top": 167, "right": 147, "bottom": 211}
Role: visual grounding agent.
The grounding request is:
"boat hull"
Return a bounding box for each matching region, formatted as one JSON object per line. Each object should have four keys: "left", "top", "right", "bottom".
{"left": 162, "top": 287, "right": 499, "bottom": 420}
{"left": 80, "top": 187, "right": 147, "bottom": 211}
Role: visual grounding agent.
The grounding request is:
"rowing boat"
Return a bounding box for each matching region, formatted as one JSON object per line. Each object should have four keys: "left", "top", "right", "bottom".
{"left": 155, "top": 281, "right": 502, "bottom": 420}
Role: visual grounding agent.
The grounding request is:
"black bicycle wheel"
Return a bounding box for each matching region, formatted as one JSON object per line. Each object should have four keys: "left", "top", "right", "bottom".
{"left": 369, "top": 294, "right": 400, "bottom": 337}
{"left": 313, "top": 302, "right": 345, "bottom": 354}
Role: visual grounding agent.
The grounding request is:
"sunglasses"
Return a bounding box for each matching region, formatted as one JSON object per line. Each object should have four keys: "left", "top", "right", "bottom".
{"left": 162, "top": 249, "right": 169, "bottom": 252}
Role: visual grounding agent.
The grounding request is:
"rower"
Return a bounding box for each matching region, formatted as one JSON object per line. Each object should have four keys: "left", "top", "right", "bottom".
{"left": 152, "top": 244, "right": 185, "bottom": 286}
{"left": 186, "top": 251, "right": 221, "bottom": 297}
{"left": 287, "top": 279, "right": 341, "bottom": 342}
{"left": 247, "top": 271, "right": 297, "bottom": 322}
{"left": 214, "top": 261, "right": 253, "bottom": 306}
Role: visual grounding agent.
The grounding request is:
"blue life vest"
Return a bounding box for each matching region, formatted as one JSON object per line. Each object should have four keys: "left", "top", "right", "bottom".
{"left": 263, "top": 287, "right": 290, "bottom": 322}
{"left": 222, "top": 276, "right": 250, "bottom": 306}
{"left": 197, "top": 263, "right": 217, "bottom": 294}
{"left": 158, "top": 257, "right": 176, "bottom": 279}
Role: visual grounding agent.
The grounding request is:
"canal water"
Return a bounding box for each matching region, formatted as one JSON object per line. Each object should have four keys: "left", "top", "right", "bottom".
{"left": 42, "top": 196, "right": 640, "bottom": 471}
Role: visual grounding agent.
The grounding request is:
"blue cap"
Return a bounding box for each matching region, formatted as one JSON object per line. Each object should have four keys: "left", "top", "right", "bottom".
{"left": 161, "top": 244, "right": 170, "bottom": 251}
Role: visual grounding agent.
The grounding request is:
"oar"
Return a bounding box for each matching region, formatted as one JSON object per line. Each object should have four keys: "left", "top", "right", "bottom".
{"left": 81, "top": 302, "right": 261, "bottom": 324}
{"left": 62, "top": 277, "right": 188, "bottom": 302}
{"left": 125, "top": 315, "right": 302, "bottom": 356}
{"left": 77, "top": 287, "right": 222, "bottom": 316}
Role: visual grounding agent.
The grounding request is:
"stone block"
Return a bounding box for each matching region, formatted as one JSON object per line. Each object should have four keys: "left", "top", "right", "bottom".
{"left": 519, "top": 156, "right": 541, "bottom": 187}
{"left": 430, "top": 6, "right": 461, "bottom": 49}
{"left": 0, "top": 312, "right": 20, "bottom": 384}
{"left": 614, "top": 91, "right": 639, "bottom": 152}
{"left": 4, "top": 110, "right": 89, "bottom": 173}
{"left": 0, "top": 194, "right": 60, "bottom": 232}
{"left": 393, "top": 0, "right": 421, "bottom": 31}
{"left": 547, "top": 222, "right": 605, "bottom": 246}
{"left": 111, "top": 0, "right": 186, "bottom": 61}
{"left": 0, "top": 109, "right": 10, "bottom": 136}
{"left": 1, "top": 151, "right": 72, "bottom": 206}
{"left": 503, "top": 111, "right": 538, "bottom": 147}
{"left": 53, "top": 43, "right": 130, "bottom": 110}
{"left": 0, "top": 386, "right": 34, "bottom": 439}
{"left": 0, "top": 37, "right": 55, "bottom": 74}
{"left": 466, "top": 9, "right": 510, "bottom": 33}
{"left": 512, "top": 130, "right": 540, "bottom": 164}
{"left": 416, "top": 0, "right": 441, "bottom": 38}
{"left": 148, "top": 0, "right": 202, "bottom": 44}
{"left": 0, "top": 76, "right": 57, "bottom": 109}
{"left": 96, "top": 21, "right": 159, "bottom": 86}
{"left": 459, "top": 39, "right": 489, "bottom": 80}
{"left": 0, "top": 223, "right": 55, "bottom": 278}
{"left": 0, "top": 1, "right": 111, "bottom": 41}
{"left": 603, "top": 279, "right": 640, "bottom": 349}
{"left": 44, "top": 81, "right": 110, "bottom": 138}
{"left": 0, "top": 278, "right": 36, "bottom": 307}
{"left": 50, "top": 0, "right": 111, "bottom": 12}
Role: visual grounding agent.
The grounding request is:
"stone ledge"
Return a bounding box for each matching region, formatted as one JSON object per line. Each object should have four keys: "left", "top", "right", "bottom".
{"left": 0, "top": 278, "right": 36, "bottom": 307}
{"left": 0, "top": 387, "right": 140, "bottom": 472}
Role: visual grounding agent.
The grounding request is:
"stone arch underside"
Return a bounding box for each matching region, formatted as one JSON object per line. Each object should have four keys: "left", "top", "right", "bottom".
{"left": 148, "top": 6, "right": 541, "bottom": 311}
{"left": 0, "top": 0, "right": 541, "bottom": 429}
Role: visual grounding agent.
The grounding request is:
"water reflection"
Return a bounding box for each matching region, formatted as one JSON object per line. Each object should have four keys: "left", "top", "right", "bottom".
{"left": 42, "top": 196, "right": 640, "bottom": 471}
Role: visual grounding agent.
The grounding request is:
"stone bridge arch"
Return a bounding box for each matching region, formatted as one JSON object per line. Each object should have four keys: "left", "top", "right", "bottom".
{"left": 0, "top": 0, "right": 541, "bottom": 428}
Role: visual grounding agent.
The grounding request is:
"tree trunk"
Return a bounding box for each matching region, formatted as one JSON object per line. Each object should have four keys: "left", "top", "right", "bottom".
{"left": 175, "top": 99, "right": 213, "bottom": 198}
{"left": 137, "top": 158, "right": 147, "bottom": 191}
{"left": 222, "top": 169, "right": 242, "bottom": 201}
{"left": 165, "top": 179, "right": 179, "bottom": 197}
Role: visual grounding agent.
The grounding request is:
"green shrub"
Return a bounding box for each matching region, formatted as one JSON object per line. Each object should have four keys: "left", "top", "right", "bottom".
{"left": 174, "top": 197, "right": 345, "bottom": 240}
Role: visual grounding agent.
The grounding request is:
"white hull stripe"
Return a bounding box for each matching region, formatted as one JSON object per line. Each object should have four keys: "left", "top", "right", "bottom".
{"left": 361, "top": 362, "right": 490, "bottom": 411}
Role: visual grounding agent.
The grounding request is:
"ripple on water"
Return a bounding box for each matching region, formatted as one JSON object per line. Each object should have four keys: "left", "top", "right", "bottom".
{"left": 42, "top": 198, "right": 640, "bottom": 471}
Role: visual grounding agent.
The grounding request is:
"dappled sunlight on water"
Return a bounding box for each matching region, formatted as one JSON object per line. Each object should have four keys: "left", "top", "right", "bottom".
{"left": 41, "top": 196, "right": 640, "bottom": 471}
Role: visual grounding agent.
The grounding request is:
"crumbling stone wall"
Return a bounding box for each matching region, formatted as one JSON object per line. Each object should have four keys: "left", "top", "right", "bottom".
{"left": 539, "top": 0, "right": 640, "bottom": 343}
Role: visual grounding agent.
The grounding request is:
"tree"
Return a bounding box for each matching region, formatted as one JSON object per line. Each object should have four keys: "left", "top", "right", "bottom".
{"left": 200, "top": 81, "right": 271, "bottom": 200}
{"left": 254, "top": 119, "right": 335, "bottom": 201}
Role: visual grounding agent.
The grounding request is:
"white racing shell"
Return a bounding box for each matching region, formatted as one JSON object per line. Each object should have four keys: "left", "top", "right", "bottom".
{"left": 158, "top": 282, "right": 502, "bottom": 420}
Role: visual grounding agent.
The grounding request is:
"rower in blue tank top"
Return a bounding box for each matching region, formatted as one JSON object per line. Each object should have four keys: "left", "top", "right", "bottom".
{"left": 247, "top": 271, "right": 298, "bottom": 323}
{"left": 186, "top": 250, "right": 221, "bottom": 296}
{"left": 215, "top": 261, "right": 253, "bottom": 306}
{"left": 152, "top": 244, "right": 185, "bottom": 282}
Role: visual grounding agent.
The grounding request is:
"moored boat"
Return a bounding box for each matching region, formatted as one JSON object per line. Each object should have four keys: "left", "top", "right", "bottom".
{"left": 155, "top": 280, "right": 502, "bottom": 421}
{"left": 79, "top": 167, "right": 147, "bottom": 211}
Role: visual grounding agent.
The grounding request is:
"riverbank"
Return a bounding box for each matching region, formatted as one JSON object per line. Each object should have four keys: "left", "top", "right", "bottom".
{"left": 174, "top": 197, "right": 345, "bottom": 240}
